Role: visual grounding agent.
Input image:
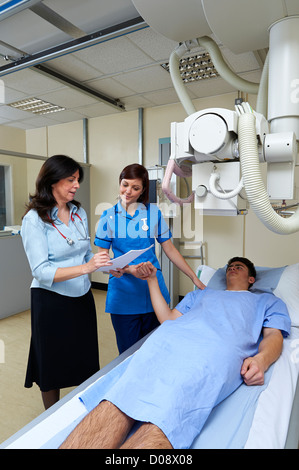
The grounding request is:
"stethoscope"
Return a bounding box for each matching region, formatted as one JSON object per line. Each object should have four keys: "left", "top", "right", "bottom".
{"left": 48, "top": 213, "right": 90, "bottom": 245}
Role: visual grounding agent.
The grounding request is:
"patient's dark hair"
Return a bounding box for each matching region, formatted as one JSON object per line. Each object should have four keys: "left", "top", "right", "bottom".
{"left": 227, "top": 257, "right": 256, "bottom": 279}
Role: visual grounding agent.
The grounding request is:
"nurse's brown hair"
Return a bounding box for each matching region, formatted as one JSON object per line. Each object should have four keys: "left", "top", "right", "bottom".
{"left": 119, "top": 163, "right": 149, "bottom": 204}
{"left": 23, "top": 154, "right": 83, "bottom": 223}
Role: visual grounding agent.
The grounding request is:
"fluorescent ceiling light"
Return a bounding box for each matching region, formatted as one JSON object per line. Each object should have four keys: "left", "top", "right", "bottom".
{"left": 161, "top": 52, "right": 219, "bottom": 83}
{"left": 8, "top": 97, "right": 65, "bottom": 115}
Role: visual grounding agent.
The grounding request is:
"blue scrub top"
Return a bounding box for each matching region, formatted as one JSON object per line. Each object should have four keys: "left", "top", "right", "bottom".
{"left": 95, "top": 201, "right": 171, "bottom": 314}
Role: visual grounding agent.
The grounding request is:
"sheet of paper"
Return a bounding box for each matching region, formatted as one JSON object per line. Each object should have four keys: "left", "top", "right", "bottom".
{"left": 97, "top": 244, "right": 154, "bottom": 272}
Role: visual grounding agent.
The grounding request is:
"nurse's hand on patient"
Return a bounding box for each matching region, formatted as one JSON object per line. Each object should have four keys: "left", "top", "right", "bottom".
{"left": 193, "top": 277, "right": 206, "bottom": 290}
{"left": 109, "top": 268, "right": 124, "bottom": 278}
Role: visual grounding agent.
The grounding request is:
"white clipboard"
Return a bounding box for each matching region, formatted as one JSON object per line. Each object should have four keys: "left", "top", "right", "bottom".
{"left": 97, "top": 244, "right": 154, "bottom": 272}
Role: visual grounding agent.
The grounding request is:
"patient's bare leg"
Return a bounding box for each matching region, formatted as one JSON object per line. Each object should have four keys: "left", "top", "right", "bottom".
{"left": 60, "top": 401, "right": 134, "bottom": 449}
{"left": 120, "top": 422, "right": 173, "bottom": 449}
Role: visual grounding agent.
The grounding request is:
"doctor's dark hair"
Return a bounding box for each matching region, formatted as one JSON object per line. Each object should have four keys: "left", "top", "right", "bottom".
{"left": 227, "top": 257, "right": 256, "bottom": 279}
{"left": 23, "top": 154, "right": 83, "bottom": 223}
{"left": 119, "top": 163, "right": 149, "bottom": 204}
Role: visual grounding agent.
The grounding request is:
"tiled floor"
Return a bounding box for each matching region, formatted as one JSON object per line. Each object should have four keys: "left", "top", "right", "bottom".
{"left": 0, "top": 289, "right": 118, "bottom": 444}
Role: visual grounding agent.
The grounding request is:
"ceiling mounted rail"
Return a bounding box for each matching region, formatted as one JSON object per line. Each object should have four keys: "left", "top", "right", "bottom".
{"left": 0, "top": 16, "right": 147, "bottom": 77}
{"left": 0, "top": 0, "right": 41, "bottom": 21}
{"left": 33, "top": 63, "right": 125, "bottom": 111}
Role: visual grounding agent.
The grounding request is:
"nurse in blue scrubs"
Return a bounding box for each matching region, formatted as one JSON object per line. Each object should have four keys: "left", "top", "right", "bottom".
{"left": 95, "top": 163, "right": 204, "bottom": 354}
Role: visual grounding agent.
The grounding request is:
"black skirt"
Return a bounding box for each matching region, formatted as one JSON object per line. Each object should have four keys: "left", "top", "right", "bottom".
{"left": 25, "top": 288, "right": 100, "bottom": 392}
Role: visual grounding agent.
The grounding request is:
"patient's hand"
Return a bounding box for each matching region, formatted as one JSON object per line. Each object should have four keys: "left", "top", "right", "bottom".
{"left": 135, "top": 261, "right": 157, "bottom": 280}
{"left": 121, "top": 263, "right": 152, "bottom": 279}
{"left": 240, "top": 356, "right": 265, "bottom": 386}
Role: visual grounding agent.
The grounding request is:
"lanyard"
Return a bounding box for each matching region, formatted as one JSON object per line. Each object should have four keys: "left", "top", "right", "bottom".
{"left": 47, "top": 212, "right": 89, "bottom": 245}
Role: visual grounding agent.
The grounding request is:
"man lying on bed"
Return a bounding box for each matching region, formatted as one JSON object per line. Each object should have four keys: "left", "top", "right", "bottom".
{"left": 60, "top": 257, "right": 291, "bottom": 449}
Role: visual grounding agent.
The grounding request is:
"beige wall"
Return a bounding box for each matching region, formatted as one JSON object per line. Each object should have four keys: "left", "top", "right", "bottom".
{"left": 1, "top": 89, "right": 299, "bottom": 295}
{"left": 88, "top": 111, "right": 139, "bottom": 284}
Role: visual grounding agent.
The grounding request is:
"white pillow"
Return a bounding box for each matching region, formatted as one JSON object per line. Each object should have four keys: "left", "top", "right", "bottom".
{"left": 273, "top": 263, "right": 299, "bottom": 327}
{"left": 196, "top": 265, "right": 216, "bottom": 286}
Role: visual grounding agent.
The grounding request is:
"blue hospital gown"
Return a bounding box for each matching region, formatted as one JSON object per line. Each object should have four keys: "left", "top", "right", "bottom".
{"left": 81, "top": 288, "right": 291, "bottom": 449}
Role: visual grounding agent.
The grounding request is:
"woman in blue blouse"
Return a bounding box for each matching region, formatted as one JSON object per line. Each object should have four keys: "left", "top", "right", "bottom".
{"left": 21, "top": 155, "right": 111, "bottom": 409}
{"left": 95, "top": 163, "right": 204, "bottom": 354}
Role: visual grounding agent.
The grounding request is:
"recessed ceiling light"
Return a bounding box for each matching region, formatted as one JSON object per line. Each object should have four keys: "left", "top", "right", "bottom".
{"left": 161, "top": 52, "right": 219, "bottom": 83}
{"left": 8, "top": 97, "right": 65, "bottom": 115}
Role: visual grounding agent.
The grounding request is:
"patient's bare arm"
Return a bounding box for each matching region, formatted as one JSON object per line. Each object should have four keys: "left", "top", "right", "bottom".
{"left": 137, "top": 262, "right": 182, "bottom": 324}
{"left": 240, "top": 328, "right": 283, "bottom": 386}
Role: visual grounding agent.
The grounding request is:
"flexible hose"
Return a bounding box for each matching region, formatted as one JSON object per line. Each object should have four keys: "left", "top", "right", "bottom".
{"left": 162, "top": 158, "right": 194, "bottom": 205}
{"left": 238, "top": 112, "right": 299, "bottom": 234}
{"left": 196, "top": 36, "right": 259, "bottom": 95}
{"left": 209, "top": 172, "right": 244, "bottom": 199}
{"left": 169, "top": 43, "right": 196, "bottom": 116}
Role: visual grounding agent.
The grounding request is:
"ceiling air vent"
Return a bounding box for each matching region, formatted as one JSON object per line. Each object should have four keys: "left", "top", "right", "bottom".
{"left": 161, "top": 52, "right": 219, "bottom": 83}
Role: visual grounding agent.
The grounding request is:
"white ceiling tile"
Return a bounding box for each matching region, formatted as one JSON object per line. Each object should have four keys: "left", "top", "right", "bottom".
{"left": 2, "top": 69, "right": 65, "bottom": 96}
{"left": 72, "top": 102, "right": 121, "bottom": 118}
{"left": 114, "top": 65, "right": 172, "bottom": 93}
{"left": 2, "top": 120, "right": 37, "bottom": 130}
{"left": 0, "top": 115, "right": 9, "bottom": 125}
{"left": 142, "top": 88, "right": 180, "bottom": 106}
{"left": 238, "top": 70, "right": 262, "bottom": 83}
{"left": 285, "top": 0, "right": 299, "bottom": 15}
{"left": 128, "top": 28, "right": 177, "bottom": 62}
{"left": 221, "top": 48, "right": 261, "bottom": 73}
{"left": 0, "top": 105, "right": 34, "bottom": 120}
{"left": 48, "top": 55, "right": 104, "bottom": 82}
{"left": 17, "top": 115, "right": 61, "bottom": 128}
{"left": 86, "top": 77, "right": 136, "bottom": 98}
{"left": 37, "top": 88, "right": 99, "bottom": 108}
{"left": 0, "top": 9, "right": 70, "bottom": 54}
{"left": 43, "top": 0, "right": 139, "bottom": 34}
{"left": 74, "top": 37, "right": 155, "bottom": 75}
{"left": 43, "top": 109, "right": 90, "bottom": 123}
{"left": 0, "top": 85, "right": 27, "bottom": 105}
{"left": 187, "top": 76, "right": 237, "bottom": 99}
{"left": 122, "top": 94, "right": 153, "bottom": 110}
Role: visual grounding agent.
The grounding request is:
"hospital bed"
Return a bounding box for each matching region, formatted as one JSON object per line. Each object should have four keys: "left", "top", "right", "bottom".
{"left": 1, "top": 262, "right": 299, "bottom": 449}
